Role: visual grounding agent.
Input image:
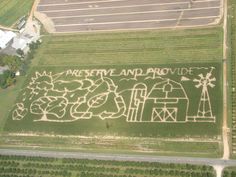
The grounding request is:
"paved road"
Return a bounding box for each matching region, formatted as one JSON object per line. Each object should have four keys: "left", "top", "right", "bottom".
{"left": 1, "top": 148, "right": 236, "bottom": 167}
{"left": 36, "top": 0, "right": 223, "bottom": 33}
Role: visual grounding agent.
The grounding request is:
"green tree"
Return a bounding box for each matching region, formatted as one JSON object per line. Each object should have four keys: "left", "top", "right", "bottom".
{"left": 16, "top": 49, "right": 24, "bottom": 57}
{"left": 0, "top": 70, "right": 16, "bottom": 89}
{"left": 0, "top": 55, "right": 22, "bottom": 72}
{"left": 223, "top": 170, "right": 229, "bottom": 177}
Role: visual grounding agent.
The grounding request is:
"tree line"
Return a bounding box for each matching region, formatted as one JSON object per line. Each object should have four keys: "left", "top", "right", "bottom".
{"left": 0, "top": 40, "right": 41, "bottom": 89}
{"left": 0, "top": 155, "right": 216, "bottom": 177}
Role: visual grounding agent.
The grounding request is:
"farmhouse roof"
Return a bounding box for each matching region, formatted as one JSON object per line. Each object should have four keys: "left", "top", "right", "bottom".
{"left": 0, "top": 30, "right": 16, "bottom": 49}
{"left": 12, "top": 36, "right": 29, "bottom": 50}
{"left": 148, "top": 79, "right": 187, "bottom": 99}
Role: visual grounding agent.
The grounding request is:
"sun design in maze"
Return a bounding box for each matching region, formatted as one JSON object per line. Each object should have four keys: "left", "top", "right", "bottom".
{"left": 26, "top": 71, "right": 54, "bottom": 101}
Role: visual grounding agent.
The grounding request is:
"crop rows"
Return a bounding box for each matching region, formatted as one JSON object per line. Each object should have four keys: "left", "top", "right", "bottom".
{"left": 0, "top": 155, "right": 215, "bottom": 177}
{"left": 0, "top": 0, "right": 34, "bottom": 26}
{"left": 35, "top": 28, "right": 223, "bottom": 66}
{"left": 223, "top": 167, "right": 236, "bottom": 177}
{"left": 230, "top": 0, "right": 236, "bottom": 154}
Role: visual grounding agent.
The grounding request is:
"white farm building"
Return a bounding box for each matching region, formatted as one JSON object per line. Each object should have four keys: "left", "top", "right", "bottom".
{"left": 0, "top": 30, "right": 16, "bottom": 49}
{"left": 12, "top": 36, "right": 30, "bottom": 54}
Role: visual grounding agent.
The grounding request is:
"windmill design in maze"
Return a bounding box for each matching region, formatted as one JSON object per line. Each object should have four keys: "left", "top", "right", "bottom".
{"left": 188, "top": 70, "right": 216, "bottom": 122}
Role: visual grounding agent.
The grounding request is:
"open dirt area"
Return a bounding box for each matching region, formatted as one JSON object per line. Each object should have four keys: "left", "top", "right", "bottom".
{"left": 36, "top": 0, "right": 223, "bottom": 33}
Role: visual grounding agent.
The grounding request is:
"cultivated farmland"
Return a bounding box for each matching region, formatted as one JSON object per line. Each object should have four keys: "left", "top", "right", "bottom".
{"left": 5, "top": 64, "right": 222, "bottom": 136}
{"left": 0, "top": 0, "right": 34, "bottom": 27}
{"left": 1, "top": 27, "right": 224, "bottom": 156}
{"left": 229, "top": 0, "right": 236, "bottom": 156}
{"left": 2, "top": 63, "right": 222, "bottom": 156}
{"left": 34, "top": 28, "right": 223, "bottom": 66}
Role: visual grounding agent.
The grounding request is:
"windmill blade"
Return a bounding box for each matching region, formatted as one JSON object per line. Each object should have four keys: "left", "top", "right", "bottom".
{"left": 198, "top": 74, "right": 204, "bottom": 79}
{"left": 193, "top": 78, "right": 202, "bottom": 88}
{"left": 195, "top": 83, "right": 202, "bottom": 88}
{"left": 193, "top": 79, "right": 200, "bottom": 82}
{"left": 206, "top": 72, "right": 212, "bottom": 78}
{"left": 208, "top": 83, "right": 215, "bottom": 88}
{"left": 209, "top": 77, "right": 216, "bottom": 82}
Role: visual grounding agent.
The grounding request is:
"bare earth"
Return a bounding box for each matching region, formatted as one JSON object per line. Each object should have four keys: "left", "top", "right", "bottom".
{"left": 35, "top": 0, "right": 223, "bottom": 33}
{"left": 222, "top": 0, "right": 230, "bottom": 160}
